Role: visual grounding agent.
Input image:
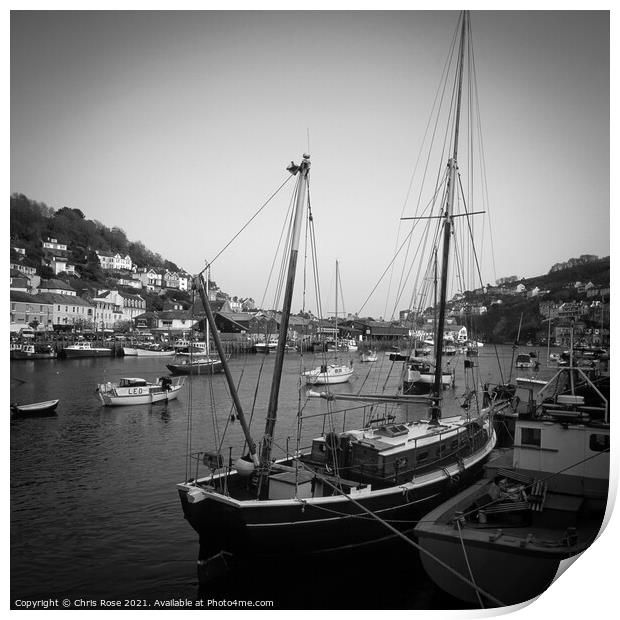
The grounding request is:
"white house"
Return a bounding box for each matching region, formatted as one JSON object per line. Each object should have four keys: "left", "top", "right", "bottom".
{"left": 42, "top": 238, "right": 67, "bottom": 252}
{"left": 45, "top": 256, "right": 76, "bottom": 276}
{"left": 96, "top": 289, "right": 146, "bottom": 324}
{"left": 132, "top": 268, "right": 162, "bottom": 291}
{"left": 96, "top": 251, "right": 133, "bottom": 271}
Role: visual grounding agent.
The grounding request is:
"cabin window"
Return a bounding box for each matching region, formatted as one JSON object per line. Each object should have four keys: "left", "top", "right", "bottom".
{"left": 416, "top": 451, "right": 429, "bottom": 462}
{"left": 589, "top": 434, "right": 609, "bottom": 452}
{"left": 521, "top": 427, "right": 541, "bottom": 447}
{"left": 451, "top": 439, "right": 459, "bottom": 450}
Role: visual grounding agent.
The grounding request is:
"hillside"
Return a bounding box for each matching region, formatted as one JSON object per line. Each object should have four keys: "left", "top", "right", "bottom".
{"left": 10, "top": 193, "right": 182, "bottom": 277}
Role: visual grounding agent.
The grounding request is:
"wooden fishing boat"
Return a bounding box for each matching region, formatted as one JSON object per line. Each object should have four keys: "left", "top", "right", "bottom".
{"left": 415, "top": 365, "right": 609, "bottom": 606}
{"left": 11, "top": 399, "right": 59, "bottom": 416}
{"left": 63, "top": 342, "right": 111, "bottom": 358}
{"left": 122, "top": 344, "right": 176, "bottom": 357}
{"left": 10, "top": 343, "right": 56, "bottom": 360}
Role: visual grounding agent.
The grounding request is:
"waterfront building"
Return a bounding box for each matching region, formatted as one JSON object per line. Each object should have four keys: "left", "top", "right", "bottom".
{"left": 10, "top": 291, "right": 54, "bottom": 329}
{"left": 36, "top": 292, "right": 94, "bottom": 329}
{"left": 96, "top": 289, "right": 146, "bottom": 324}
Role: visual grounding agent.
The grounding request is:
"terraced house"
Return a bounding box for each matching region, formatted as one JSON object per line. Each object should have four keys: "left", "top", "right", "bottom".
{"left": 37, "top": 293, "right": 94, "bottom": 329}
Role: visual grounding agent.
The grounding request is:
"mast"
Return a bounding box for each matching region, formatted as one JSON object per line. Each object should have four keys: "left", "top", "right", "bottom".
{"left": 194, "top": 272, "right": 259, "bottom": 464}
{"left": 335, "top": 260, "right": 339, "bottom": 351}
{"left": 260, "top": 154, "right": 311, "bottom": 468}
{"left": 431, "top": 12, "right": 467, "bottom": 422}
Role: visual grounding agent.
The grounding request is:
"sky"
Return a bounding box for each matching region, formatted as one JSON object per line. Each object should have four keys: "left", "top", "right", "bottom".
{"left": 10, "top": 9, "right": 610, "bottom": 318}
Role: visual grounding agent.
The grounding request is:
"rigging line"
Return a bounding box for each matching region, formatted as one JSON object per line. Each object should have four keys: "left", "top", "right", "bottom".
{"left": 456, "top": 519, "right": 485, "bottom": 609}
{"left": 356, "top": 223, "right": 421, "bottom": 316}
{"left": 260, "top": 185, "right": 299, "bottom": 308}
{"left": 388, "top": 20, "right": 462, "bottom": 321}
{"left": 456, "top": 173, "right": 485, "bottom": 291}
{"left": 217, "top": 368, "right": 245, "bottom": 457}
{"left": 281, "top": 449, "right": 507, "bottom": 608}
{"left": 203, "top": 174, "right": 294, "bottom": 270}
{"left": 243, "top": 355, "right": 268, "bottom": 453}
{"left": 258, "top": 180, "right": 297, "bottom": 313}
{"left": 392, "top": 185, "right": 445, "bottom": 319}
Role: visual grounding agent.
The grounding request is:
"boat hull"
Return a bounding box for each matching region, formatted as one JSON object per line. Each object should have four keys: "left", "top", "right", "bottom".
{"left": 403, "top": 373, "right": 453, "bottom": 395}
{"left": 99, "top": 384, "right": 183, "bottom": 406}
{"left": 166, "top": 360, "right": 224, "bottom": 375}
{"left": 11, "top": 399, "right": 59, "bottom": 416}
{"left": 178, "top": 431, "right": 496, "bottom": 582}
{"left": 64, "top": 348, "right": 112, "bottom": 358}
{"left": 122, "top": 347, "right": 176, "bottom": 357}
{"left": 414, "top": 477, "right": 601, "bottom": 606}
{"left": 10, "top": 351, "right": 56, "bottom": 360}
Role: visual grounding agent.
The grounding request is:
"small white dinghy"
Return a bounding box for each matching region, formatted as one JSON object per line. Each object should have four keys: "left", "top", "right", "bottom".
{"left": 97, "top": 377, "right": 185, "bottom": 406}
{"left": 11, "top": 399, "right": 60, "bottom": 416}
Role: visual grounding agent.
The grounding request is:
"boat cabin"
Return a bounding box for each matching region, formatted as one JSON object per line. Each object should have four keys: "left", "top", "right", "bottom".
{"left": 118, "top": 378, "right": 150, "bottom": 387}
{"left": 301, "top": 419, "right": 489, "bottom": 487}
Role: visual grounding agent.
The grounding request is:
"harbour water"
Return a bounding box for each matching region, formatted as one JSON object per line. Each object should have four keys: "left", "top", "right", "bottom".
{"left": 10, "top": 345, "right": 561, "bottom": 609}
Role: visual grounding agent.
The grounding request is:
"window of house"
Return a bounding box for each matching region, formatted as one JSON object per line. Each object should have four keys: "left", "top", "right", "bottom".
{"left": 521, "top": 427, "right": 541, "bottom": 447}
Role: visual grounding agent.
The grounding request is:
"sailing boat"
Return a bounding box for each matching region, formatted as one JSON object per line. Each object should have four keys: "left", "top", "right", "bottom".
{"left": 402, "top": 250, "right": 455, "bottom": 394}
{"left": 166, "top": 290, "right": 224, "bottom": 376}
{"left": 303, "top": 260, "right": 354, "bottom": 385}
{"left": 178, "top": 12, "right": 497, "bottom": 582}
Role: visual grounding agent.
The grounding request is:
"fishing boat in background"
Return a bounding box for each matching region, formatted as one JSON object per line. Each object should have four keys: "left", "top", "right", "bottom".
{"left": 178, "top": 13, "right": 501, "bottom": 583}
{"left": 359, "top": 349, "right": 378, "bottom": 362}
{"left": 63, "top": 342, "right": 111, "bottom": 358}
{"left": 515, "top": 352, "right": 538, "bottom": 369}
{"left": 415, "top": 364, "right": 609, "bottom": 606}
{"left": 10, "top": 343, "right": 56, "bottom": 360}
{"left": 174, "top": 341, "right": 208, "bottom": 356}
{"left": 11, "top": 399, "right": 60, "bottom": 417}
{"left": 97, "top": 376, "right": 185, "bottom": 406}
{"left": 122, "top": 343, "right": 176, "bottom": 357}
{"left": 254, "top": 338, "right": 279, "bottom": 353}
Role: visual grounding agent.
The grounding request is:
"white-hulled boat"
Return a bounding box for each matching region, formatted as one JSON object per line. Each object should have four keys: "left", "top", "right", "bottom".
{"left": 403, "top": 357, "right": 454, "bottom": 394}
{"left": 63, "top": 342, "right": 112, "bottom": 358}
{"left": 254, "top": 338, "right": 278, "bottom": 353}
{"left": 122, "top": 344, "right": 176, "bottom": 357}
{"left": 97, "top": 376, "right": 185, "bottom": 406}
{"left": 11, "top": 399, "right": 60, "bottom": 416}
{"left": 359, "top": 350, "right": 378, "bottom": 362}
{"left": 303, "top": 363, "right": 354, "bottom": 385}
